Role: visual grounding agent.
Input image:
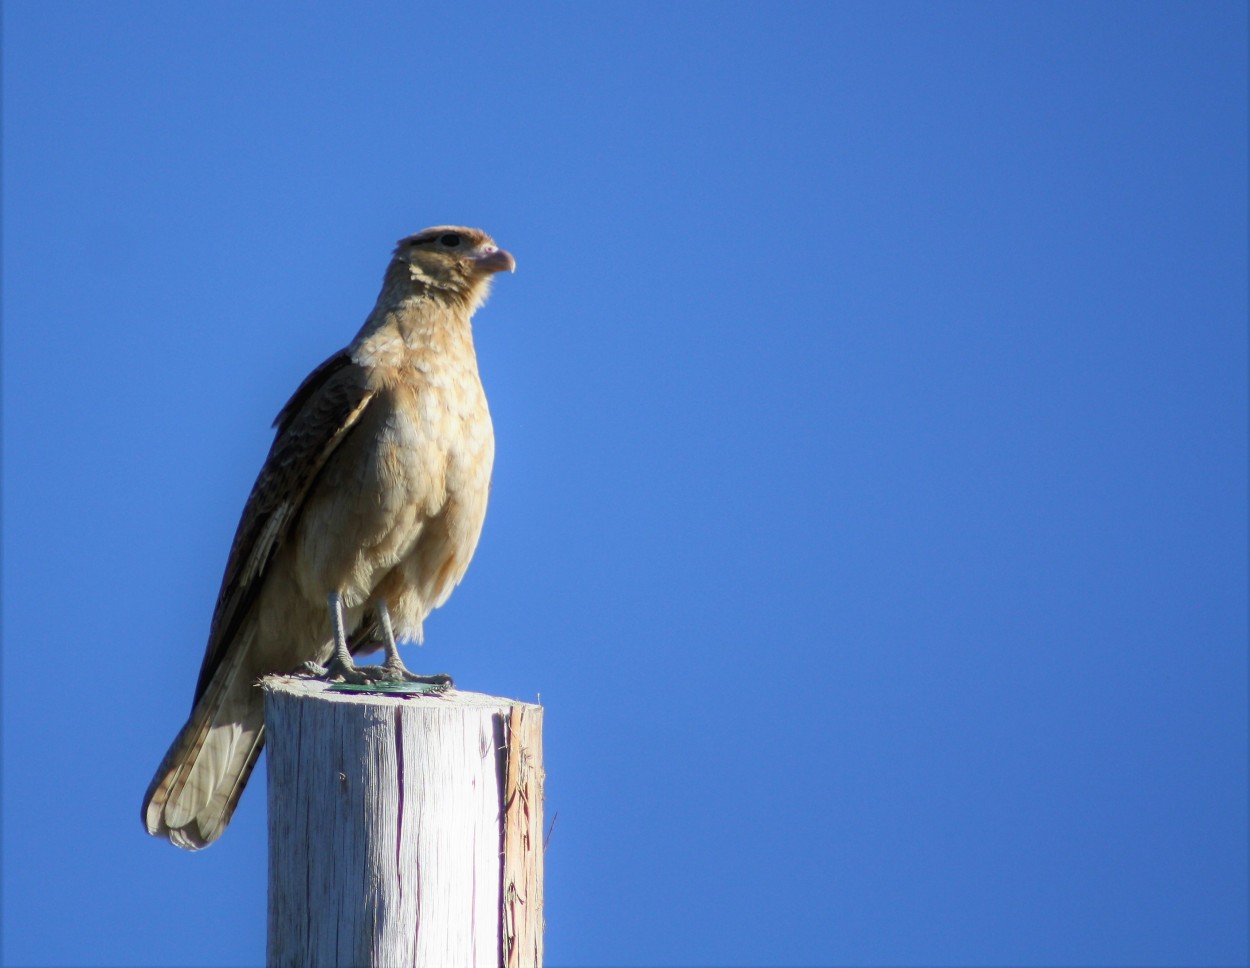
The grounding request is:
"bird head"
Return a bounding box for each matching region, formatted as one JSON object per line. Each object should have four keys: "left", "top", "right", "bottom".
{"left": 389, "top": 226, "right": 515, "bottom": 311}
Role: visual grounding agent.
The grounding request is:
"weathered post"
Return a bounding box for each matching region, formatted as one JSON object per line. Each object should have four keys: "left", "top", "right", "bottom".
{"left": 263, "top": 677, "right": 544, "bottom": 967}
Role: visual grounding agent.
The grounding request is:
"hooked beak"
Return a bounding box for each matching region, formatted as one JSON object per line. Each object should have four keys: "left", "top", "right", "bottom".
{"left": 471, "top": 245, "right": 516, "bottom": 275}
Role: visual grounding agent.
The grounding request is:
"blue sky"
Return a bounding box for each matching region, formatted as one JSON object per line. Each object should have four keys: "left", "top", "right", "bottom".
{"left": 3, "top": 3, "right": 1247, "bottom": 966}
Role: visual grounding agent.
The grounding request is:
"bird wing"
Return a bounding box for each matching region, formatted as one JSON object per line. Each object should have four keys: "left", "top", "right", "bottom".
{"left": 191, "top": 349, "right": 374, "bottom": 701}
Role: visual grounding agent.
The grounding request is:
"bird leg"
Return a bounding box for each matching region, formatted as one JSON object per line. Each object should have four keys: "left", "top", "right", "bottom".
{"left": 301, "top": 591, "right": 373, "bottom": 684}
{"left": 376, "top": 601, "right": 453, "bottom": 687}
{"left": 302, "top": 592, "right": 451, "bottom": 688}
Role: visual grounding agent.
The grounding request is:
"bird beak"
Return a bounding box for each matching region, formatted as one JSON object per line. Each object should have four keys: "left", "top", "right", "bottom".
{"left": 471, "top": 245, "right": 516, "bottom": 275}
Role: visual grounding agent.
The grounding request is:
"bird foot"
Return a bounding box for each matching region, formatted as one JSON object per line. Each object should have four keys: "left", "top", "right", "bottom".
{"left": 379, "top": 660, "right": 453, "bottom": 689}
{"left": 299, "top": 656, "right": 453, "bottom": 690}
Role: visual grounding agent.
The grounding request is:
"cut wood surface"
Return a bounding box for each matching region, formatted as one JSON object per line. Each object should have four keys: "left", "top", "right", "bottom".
{"left": 263, "top": 676, "right": 544, "bottom": 968}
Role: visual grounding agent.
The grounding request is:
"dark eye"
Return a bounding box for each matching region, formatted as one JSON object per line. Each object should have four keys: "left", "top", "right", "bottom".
{"left": 440, "top": 233, "right": 462, "bottom": 247}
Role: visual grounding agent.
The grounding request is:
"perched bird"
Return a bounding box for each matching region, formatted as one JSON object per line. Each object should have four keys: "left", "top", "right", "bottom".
{"left": 142, "top": 226, "right": 514, "bottom": 850}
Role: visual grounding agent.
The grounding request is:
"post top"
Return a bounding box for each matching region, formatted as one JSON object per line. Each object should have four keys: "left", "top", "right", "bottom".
{"left": 261, "top": 675, "right": 541, "bottom": 711}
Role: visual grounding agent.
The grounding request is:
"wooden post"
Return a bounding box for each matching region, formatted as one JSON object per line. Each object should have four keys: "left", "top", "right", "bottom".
{"left": 262, "top": 677, "right": 544, "bottom": 968}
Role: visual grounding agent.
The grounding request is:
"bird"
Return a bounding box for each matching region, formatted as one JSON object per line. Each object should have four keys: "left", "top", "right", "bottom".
{"left": 142, "top": 226, "right": 514, "bottom": 850}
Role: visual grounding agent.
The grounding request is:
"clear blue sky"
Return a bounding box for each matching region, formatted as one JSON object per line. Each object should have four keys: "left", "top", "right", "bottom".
{"left": 3, "top": 3, "right": 1247, "bottom": 966}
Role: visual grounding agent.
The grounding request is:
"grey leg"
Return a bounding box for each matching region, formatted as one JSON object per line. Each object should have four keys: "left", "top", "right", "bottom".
{"left": 302, "top": 594, "right": 451, "bottom": 688}
{"left": 301, "top": 591, "right": 370, "bottom": 684}
{"left": 377, "top": 601, "right": 453, "bottom": 687}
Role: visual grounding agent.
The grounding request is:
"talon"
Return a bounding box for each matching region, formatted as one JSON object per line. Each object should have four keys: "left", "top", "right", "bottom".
{"left": 300, "top": 649, "right": 379, "bottom": 685}
{"left": 380, "top": 663, "right": 453, "bottom": 688}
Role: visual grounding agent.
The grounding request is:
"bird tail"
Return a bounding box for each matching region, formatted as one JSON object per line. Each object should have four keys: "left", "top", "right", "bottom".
{"left": 142, "top": 627, "right": 266, "bottom": 850}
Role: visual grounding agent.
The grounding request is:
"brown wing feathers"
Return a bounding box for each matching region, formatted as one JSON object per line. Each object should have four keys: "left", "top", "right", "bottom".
{"left": 192, "top": 353, "right": 373, "bottom": 702}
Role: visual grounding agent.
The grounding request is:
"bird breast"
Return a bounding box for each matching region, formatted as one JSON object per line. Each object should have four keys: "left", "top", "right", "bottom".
{"left": 295, "top": 367, "right": 494, "bottom": 614}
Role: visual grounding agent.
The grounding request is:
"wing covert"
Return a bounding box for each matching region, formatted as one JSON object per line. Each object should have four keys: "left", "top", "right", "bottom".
{"left": 191, "top": 350, "right": 374, "bottom": 701}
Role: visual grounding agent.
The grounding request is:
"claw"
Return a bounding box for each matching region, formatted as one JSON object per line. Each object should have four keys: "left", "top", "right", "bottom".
{"left": 379, "top": 661, "right": 453, "bottom": 689}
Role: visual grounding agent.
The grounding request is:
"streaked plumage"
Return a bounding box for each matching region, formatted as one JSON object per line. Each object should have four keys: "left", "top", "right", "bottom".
{"left": 143, "top": 226, "right": 514, "bottom": 849}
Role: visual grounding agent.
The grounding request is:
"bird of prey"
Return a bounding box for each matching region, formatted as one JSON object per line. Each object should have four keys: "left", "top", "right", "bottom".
{"left": 142, "top": 226, "right": 514, "bottom": 850}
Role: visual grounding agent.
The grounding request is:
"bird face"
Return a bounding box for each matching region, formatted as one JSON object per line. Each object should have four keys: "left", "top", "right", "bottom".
{"left": 393, "top": 226, "right": 516, "bottom": 298}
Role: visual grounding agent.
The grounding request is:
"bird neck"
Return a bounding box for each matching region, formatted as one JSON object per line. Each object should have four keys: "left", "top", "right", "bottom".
{"left": 384, "top": 258, "right": 493, "bottom": 316}
{"left": 350, "top": 287, "right": 478, "bottom": 373}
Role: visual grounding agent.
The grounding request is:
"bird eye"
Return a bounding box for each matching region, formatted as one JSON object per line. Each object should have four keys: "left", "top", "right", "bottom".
{"left": 440, "top": 233, "right": 462, "bottom": 247}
